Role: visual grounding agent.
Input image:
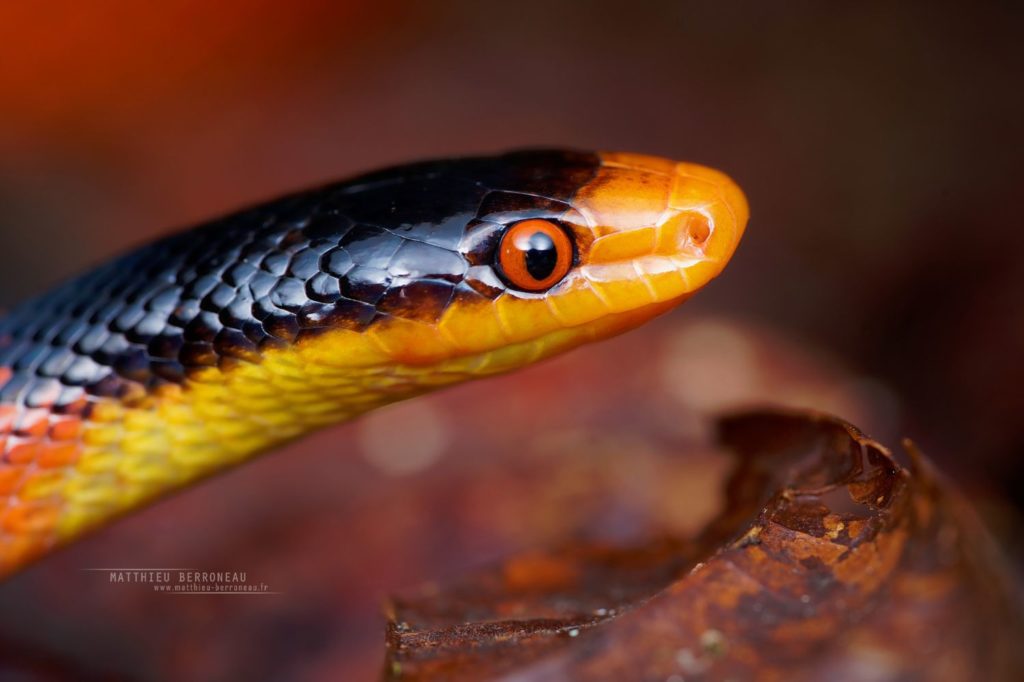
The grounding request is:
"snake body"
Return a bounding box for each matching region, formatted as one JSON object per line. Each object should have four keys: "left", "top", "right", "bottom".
{"left": 0, "top": 150, "right": 747, "bottom": 576}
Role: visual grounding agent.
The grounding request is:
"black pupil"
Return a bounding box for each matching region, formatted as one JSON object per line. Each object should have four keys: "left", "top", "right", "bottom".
{"left": 523, "top": 231, "right": 558, "bottom": 280}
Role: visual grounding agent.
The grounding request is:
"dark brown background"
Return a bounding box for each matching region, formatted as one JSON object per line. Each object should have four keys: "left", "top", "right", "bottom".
{"left": 0, "top": 2, "right": 1021, "bottom": 680}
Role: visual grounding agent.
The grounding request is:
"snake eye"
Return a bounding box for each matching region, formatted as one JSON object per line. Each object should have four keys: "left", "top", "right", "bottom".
{"left": 496, "top": 219, "right": 573, "bottom": 292}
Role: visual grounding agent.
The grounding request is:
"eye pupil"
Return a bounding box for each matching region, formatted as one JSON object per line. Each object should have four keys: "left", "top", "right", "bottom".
{"left": 523, "top": 232, "right": 558, "bottom": 280}
{"left": 496, "top": 218, "right": 573, "bottom": 292}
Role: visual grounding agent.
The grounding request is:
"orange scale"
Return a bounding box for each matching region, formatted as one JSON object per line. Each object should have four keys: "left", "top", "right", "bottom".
{"left": 6, "top": 440, "right": 42, "bottom": 465}
{"left": 38, "top": 441, "right": 81, "bottom": 468}
{"left": 48, "top": 416, "right": 83, "bottom": 441}
{"left": 1, "top": 500, "right": 60, "bottom": 536}
{"left": 0, "top": 466, "right": 24, "bottom": 495}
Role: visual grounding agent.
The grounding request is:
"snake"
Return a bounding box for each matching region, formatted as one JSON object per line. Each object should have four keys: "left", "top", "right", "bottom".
{"left": 0, "top": 150, "right": 748, "bottom": 577}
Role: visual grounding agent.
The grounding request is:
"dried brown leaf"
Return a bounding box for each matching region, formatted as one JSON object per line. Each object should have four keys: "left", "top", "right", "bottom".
{"left": 385, "top": 410, "right": 1024, "bottom": 681}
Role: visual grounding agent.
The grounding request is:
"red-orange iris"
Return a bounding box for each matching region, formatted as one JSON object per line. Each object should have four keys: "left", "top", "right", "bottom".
{"left": 497, "top": 219, "right": 573, "bottom": 292}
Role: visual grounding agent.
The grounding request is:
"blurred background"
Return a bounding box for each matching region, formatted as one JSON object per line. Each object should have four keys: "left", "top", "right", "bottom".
{"left": 0, "top": 2, "right": 1021, "bottom": 680}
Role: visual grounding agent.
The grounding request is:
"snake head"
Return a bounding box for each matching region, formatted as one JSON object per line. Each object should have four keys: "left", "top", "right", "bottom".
{"left": 354, "top": 150, "right": 748, "bottom": 374}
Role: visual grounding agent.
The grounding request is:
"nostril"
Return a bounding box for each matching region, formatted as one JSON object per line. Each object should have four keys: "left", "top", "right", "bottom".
{"left": 687, "top": 215, "right": 711, "bottom": 245}
{"left": 655, "top": 211, "right": 714, "bottom": 256}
